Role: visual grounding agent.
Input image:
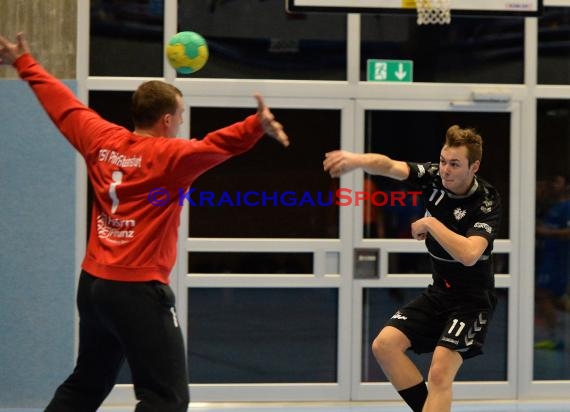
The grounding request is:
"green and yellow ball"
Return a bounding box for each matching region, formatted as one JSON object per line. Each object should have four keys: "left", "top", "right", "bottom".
{"left": 166, "top": 31, "right": 209, "bottom": 74}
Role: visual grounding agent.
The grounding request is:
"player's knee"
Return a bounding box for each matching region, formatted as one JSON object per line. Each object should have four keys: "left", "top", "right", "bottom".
{"left": 371, "top": 328, "right": 404, "bottom": 361}
{"left": 371, "top": 334, "right": 384, "bottom": 358}
{"left": 427, "top": 363, "right": 454, "bottom": 390}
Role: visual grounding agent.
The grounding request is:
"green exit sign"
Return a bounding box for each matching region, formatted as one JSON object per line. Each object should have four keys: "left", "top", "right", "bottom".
{"left": 367, "top": 59, "right": 413, "bottom": 82}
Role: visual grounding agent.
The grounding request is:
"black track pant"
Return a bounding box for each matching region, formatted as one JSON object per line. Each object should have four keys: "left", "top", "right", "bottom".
{"left": 45, "top": 271, "right": 189, "bottom": 412}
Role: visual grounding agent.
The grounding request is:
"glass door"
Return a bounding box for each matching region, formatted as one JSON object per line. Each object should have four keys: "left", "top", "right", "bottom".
{"left": 180, "top": 96, "right": 356, "bottom": 402}
{"left": 350, "top": 99, "right": 520, "bottom": 401}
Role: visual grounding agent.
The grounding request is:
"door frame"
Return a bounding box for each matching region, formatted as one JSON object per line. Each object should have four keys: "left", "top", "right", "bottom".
{"left": 349, "top": 98, "right": 521, "bottom": 401}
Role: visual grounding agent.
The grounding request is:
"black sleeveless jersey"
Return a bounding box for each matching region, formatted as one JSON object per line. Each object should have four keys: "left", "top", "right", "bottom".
{"left": 404, "top": 162, "right": 502, "bottom": 291}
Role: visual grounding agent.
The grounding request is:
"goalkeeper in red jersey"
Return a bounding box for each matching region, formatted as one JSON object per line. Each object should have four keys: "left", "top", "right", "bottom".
{"left": 1, "top": 32, "right": 289, "bottom": 412}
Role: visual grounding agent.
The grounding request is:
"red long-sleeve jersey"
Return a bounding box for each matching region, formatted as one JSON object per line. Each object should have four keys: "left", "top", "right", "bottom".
{"left": 15, "top": 54, "right": 265, "bottom": 284}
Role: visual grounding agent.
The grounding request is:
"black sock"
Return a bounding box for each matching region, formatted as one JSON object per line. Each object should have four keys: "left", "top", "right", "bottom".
{"left": 398, "top": 381, "right": 428, "bottom": 412}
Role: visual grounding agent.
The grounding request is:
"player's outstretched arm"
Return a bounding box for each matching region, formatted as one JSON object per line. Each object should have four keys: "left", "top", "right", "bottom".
{"left": 255, "top": 93, "right": 289, "bottom": 148}
{"left": 1, "top": 32, "right": 118, "bottom": 156}
{"left": 323, "top": 150, "right": 409, "bottom": 180}
{"left": 0, "top": 32, "right": 29, "bottom": 65}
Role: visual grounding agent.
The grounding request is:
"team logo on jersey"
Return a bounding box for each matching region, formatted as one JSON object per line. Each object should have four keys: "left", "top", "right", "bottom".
{"left": 480, "top": 199, "right": 493, "bottom": 213}
{"left": 474, "top": 222, "right": 492, "bottom": 234}
{"left": 391, "top": 311, "right": 408, "bottom": 320}
{"left": 96, "top": 213, "right": 136, "bottom": 244}
{"left": 453, "top": 208, "right": 467, "bottom": 220}
{"left": 417, "top": 164, "right": 425, "bottom": 178}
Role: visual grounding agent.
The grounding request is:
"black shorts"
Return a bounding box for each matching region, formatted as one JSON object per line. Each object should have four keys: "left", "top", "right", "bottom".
{"left": 384, "top": 284, "right": 497, "bottom": 359}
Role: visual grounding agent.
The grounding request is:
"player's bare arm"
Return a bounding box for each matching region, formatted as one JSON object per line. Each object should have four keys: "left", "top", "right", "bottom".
{"left": 323, "top": 150, "right": 409, "bottom": 180}
{"left": 411, "top": 216, "right": 489, "bottom": 266}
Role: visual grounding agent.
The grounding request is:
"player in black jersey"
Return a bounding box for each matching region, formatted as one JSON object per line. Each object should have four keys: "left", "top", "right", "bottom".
{"left": 323, "top": 125, "right": 502, "bottom": 412}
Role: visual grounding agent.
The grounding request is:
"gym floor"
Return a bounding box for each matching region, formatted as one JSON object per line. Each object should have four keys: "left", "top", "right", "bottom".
{"left": 3, "top": 400, "right": 570, "bottom": 412}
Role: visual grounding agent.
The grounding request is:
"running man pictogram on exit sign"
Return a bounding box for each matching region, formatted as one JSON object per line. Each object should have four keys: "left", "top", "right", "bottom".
{"left": 367, "top": 59, "right": 413, "bottom": 82}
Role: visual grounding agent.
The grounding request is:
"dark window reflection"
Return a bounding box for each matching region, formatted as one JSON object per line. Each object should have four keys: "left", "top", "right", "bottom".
{"left": 492, "top": 253, "right": 509, "bottom": 274}
{"left": 387, "top": 253, "right": 509, "bottom": 274}
{"left": 188, "top": 288, "right": 338, "bottom": 383}
{"left": 90, "top": 0, "right": 164, "bottom": 76}
{"left": 534, "top": 99, "right": 570, "bottom": 378}
{"left": 536, "top": 100, "right": 570, "bottom": 182}
{"left": 538, "top": 7, "right": 570, "bottom": 85}
{"left": 188, "top": 252, "right": 313, "bottom": 274}
{"left": 364, "top": 110, "right": 510, "bottom": 239}
{"left": 178, "top": 0, "right": 347, "bottom": 80}
{"left": 89, "top": 91, "right": 133, "bottom": 127}
{"left": 388, "top": 253, "right": 432, "bottom": 274}
{"left": 361, "top": 14, "right": 524, "bottom": 83}
{"left": 189, "top": 107, "right": 341, "bottom": 238}
{"left": 362, "top": 288, "right": 508, "bottom": 382}
{"left": 363, "top": 175, "right": 425, "bottom": 240}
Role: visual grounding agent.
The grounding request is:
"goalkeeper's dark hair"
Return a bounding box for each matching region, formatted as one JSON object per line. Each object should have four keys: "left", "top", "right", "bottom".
{"left": 131, "top": 81, "right": 182, "bottom": 129}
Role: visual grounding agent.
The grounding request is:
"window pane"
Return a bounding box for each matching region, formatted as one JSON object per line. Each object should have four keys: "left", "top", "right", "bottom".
{"left": 388, "top": 253, "right": 509, "bottom": 274}
{"left": 188, "top": 107, "right": 341, "bottom": 238}
{"left": 538, "top": 7, "right": 570, "bottom": 85}
{"left": 493, "top": 253, "right": 509, "bottom": 274}
{"left": 187, "top": 288, "right": 338, "bottom": 383}
{"left": 387, "top": 253, "right": 433, "bottom": 274}
{"left": 90, "top": 0, "right": 164, "bottom": 77}
{"left": 536, "top": 100, "right": 570, "bottom": 182}
{"left": 361, "top": 15, "right": 524, "bottom": 83}
{"left": 178, "top": 0, "right": 347, "bottom": 80}
{"left": 362, "top": 288, "right": 508, "bottom": 382}
{"left": 364, "top": 110, "right": 510, "bottom": 239}
{"left": 363, "top": 175, "right": 425, "bottom": 239}
{"left": 188, "top": 252, "right": 313, "bottom": 274}
{"left": 534, "top": 99, "right": 570, "bottom": 378}
{"left": 88, "top": 91, "right": 133, "bottom": 127}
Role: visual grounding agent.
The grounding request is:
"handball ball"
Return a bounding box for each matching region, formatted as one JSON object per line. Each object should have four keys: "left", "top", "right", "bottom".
{"left": 166, "top": 31, "right": 209, "bottom": 74}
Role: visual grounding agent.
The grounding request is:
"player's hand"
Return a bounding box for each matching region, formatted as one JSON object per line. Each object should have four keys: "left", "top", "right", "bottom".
{"left": 0, "top": 32, "right": 29, "bottom": 65}
{"left": 323, "top": 150, "right": 360, "bottom": 178}
{"left": 411, "top": 217, "right": 429, "bottom": 240}
{"left": 255, "top": 94, "right": 289, "bottom": 147}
